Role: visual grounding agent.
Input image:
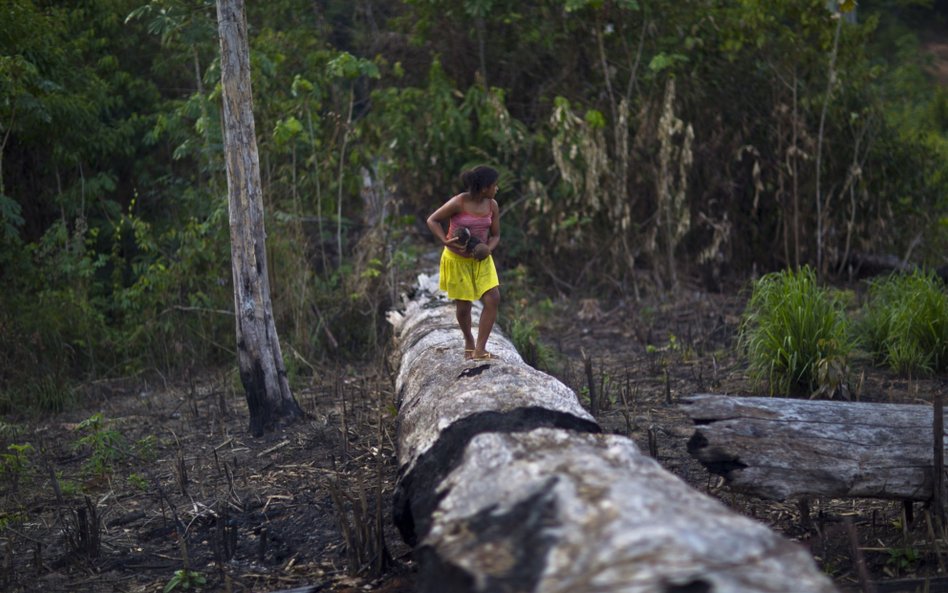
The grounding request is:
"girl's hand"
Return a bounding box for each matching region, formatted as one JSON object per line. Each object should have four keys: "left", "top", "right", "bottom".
{"left": 443, "top": 236, "right": 460, "bottom": 247}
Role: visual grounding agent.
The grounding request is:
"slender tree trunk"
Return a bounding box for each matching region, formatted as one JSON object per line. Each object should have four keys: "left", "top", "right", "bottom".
{"left": 815, "top": 13, "right": 843, "bottom": 277}
{"left": 192, "top": 44, "right": 214, "bottom": 190}
{"left": 336, "top": 86, "right": 354, "bottom": 262}
{"left": 216, "top": 0, "right": 303, "bottom": 437}
{"left": 1, "top": 101, "right": 18, "bottom": 198}
{"left": 792, "top": 67, "right": 800, "bottom": 269}
{"left": 305, "top": 106, "right": 329, "bottom": 273}
{"left": 476, "top": 16, "right": 487, "bottom": 87}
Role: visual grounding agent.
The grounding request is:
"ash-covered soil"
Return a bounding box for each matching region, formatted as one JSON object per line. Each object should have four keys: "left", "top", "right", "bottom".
{"left": 1, "top": 285, "right": 945, "bottom": 593}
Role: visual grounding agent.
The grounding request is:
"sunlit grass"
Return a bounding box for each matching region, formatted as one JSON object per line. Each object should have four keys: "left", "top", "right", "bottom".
{"left": 857, "top": 270, "right": 948, "bottom": 376}
{"left": 739, "top": 266, "right": 853, "bottom": 396}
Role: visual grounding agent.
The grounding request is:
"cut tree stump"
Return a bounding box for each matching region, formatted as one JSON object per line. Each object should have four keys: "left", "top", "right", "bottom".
{"left": 388, "top": 274, "right": 837, "bottom": 593}
{"left": 683, "top": 393, "right": 944, "bottom": 501}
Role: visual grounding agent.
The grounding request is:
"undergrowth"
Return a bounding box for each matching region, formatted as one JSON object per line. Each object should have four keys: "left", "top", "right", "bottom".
{"left": 739, "top": 266, "right": 853, "bottom": 396}
{"left": 857, "top": 270, "right": 948, "bottom": 376}
{"left": 502, "top": 264, "right": 559, "bottom": 373}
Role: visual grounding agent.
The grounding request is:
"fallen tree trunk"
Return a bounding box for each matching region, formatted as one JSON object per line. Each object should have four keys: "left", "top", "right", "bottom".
{"left": 836, "top": 252, "right": 948, "bottom": 284}
{"left": 388, "top": 275, "right": 837, "bottom": 593}
{"left": 683, "top": 394, "right": 940, "bottom": 501}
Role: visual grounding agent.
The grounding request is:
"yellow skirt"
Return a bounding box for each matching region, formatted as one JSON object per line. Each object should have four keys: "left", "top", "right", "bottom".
{"left": 439, "top": 248, "right": 500, "bottom": 301}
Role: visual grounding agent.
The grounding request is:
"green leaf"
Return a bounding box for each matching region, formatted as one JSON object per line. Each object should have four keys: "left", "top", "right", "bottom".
{"left": 584, "top": 109, "right": 606, "bottom": 129}
{"left": 291, "top": 75, "right": 314, "bottom": 96}
{"left": 648, "top": 52, "right": 688, "bottom": 73}
{"left": 273, "top": 116, "right": 304, "bottom": 144}
{"left": 563, "top": 0, "right": 604, "bottom": 12}
{"left": 0, "top": 194, "right": 24, "bottom": 239}
{"left": 463, "top": 0, "right": 494, "bottom": 19}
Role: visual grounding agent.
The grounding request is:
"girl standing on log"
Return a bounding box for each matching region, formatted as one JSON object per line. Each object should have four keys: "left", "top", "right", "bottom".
{"left": 426, "top": 165, "right": 501, "bottom": 360}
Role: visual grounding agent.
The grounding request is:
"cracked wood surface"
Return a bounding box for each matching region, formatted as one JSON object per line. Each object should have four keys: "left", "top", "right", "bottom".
{"left": 683, "top": 393, "right": 941, "bottom": 501}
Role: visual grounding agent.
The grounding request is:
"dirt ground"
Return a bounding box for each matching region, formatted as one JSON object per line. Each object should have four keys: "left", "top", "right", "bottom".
{"left": 540, "top": 284, "right": 948, "bottom": 593}
{"left": 1, "top": 284, "right": 946, "bottom": 593}
{"left": 0, "top": 365, "right": 414, "bottom": 593}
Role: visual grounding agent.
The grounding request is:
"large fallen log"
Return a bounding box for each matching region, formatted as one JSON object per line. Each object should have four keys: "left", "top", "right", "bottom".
{"left": 683, "top": 394, "right": 941, "bottom": 501}
{"left": 388, "top": 275, "right": 837, "bottom": 593}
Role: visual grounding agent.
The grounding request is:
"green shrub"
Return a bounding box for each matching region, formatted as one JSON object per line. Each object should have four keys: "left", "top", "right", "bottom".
{"left": 73, "top": 413, "right": 128, "bottom": 478}
{"left": 1, "top": 443, "right": 33, "bottom": 492}
{"left": 508, "top": 316, "right": 558, "bottom": 373}
{"left": 858, "top": 270, "right": 948, "bottom": 376}
{"left": 501, "top": 264, "right": 559, "bottom": 373}
{"left": 740, "top": 266, "right": 853, "bottom": 396}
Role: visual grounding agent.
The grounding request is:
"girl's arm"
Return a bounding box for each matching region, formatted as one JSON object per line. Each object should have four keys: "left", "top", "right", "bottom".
{"left": 486, "top": 199, "right": 500, "bottom": 253}
{"left": 426, "top": 196, "right": 462, "bottom": 246}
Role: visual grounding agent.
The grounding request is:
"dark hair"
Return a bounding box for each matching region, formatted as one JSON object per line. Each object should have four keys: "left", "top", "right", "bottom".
{"left": 460, "top": 165, "right": 499, "bottom": 197}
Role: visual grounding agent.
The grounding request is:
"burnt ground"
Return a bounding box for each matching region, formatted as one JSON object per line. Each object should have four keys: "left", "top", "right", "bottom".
{"left": 0, "top": 366, "right": 414, "bottom": 593}
{"left": 539, "top": 285, "right": 948, "bottom": 593}
{"left": 0, "top": 284, "right": 946, "bottom": 593}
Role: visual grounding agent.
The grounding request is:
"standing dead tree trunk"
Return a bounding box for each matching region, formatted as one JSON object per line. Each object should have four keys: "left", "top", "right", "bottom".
{"left": 216, "top": 0, "right": 302, "bottom": 437}
{"left": 388, "top": 274, "right": 837, "bottom": 593}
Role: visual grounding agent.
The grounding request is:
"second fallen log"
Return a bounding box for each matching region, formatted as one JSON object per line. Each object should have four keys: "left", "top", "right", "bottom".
{"left": 683, "top": 394, "right": 943, "bottom": 501}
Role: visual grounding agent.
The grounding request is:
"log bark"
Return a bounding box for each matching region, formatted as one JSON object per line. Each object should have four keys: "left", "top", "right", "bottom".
{"left": 836, "top": 252, "right": 948, "bottom": 284}
{"left": 389, "top": 275, "right": 837, "bottom": 593}
{"left": 216, "top": 0, "right": 302, "bottom": 436}
{"left": 683, "top": 394, "right": 944, "bottom": 501}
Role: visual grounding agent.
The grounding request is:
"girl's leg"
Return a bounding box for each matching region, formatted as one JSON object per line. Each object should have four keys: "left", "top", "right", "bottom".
{"left": 473, "top": 287, "right": 500, "bottom": 358}
{"left": 456, "top": 300, "right": 475, "bottom": 357}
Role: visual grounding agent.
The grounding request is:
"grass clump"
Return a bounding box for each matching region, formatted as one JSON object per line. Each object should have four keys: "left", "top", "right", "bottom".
{"left": 740, "top": 266, "right": 853, "bottom": 396}
{"left": 508, "top": 316, "right": 558, "bottom": 373}
{"left": 502, "top": 264, "right": 560, "bottom": 373}
{"left": 73, "top": 413, "right": 128, "bottom": 478}
{"left": 858, "top": 270, "right": 948, "bottom": 376}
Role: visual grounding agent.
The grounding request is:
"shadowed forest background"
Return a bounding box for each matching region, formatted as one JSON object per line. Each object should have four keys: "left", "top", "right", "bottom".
{"left": 1, "top": 2, "right": 948, "bottom": 590}
{"left": 2, "top": 0, "right": 946, "bottom": 402}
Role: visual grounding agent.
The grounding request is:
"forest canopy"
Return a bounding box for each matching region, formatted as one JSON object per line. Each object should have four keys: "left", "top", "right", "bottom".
{"left": 1, "top": 0, "right": 946, "bottom": 402}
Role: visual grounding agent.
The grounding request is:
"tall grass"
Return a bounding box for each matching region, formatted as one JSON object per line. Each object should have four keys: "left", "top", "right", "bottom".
{"left": 858, "top": 270, "right": 948, "bottom": 376}
{"left": 740, "top": 266, "right": 853, "bottom": 396}
{"left": 508, "top": 316, "right": 558, "bottom": 373}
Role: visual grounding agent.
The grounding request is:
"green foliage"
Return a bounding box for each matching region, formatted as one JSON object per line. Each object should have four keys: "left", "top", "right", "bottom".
{"left": 0, "top": 510, "right": 29, "bottom": 531}
{"left": 2, "top": 0, "right": 948, "bottom": 407}
{"left": 127, "top": 472, "right": 149, "bottom": 490}
{"left": 134, "top": 435, "right": 159, "bottom": 461}
{"left": 0, "top": 422, "right": 20, "bottom": 440}
{"left": 163, "top": 569, "right": 206, "bottom": 593}
{"left": 886, "top": 546, "right": 921, "bottom": 574}
{"left": 508, "top": 316, "right": 558, "bottom": 373}
{"left": 857, "top": 270, "right": 948, "bottom": 376}
{"left": 502, "top": 264, "right": 558, "bottom": 372}
{"left": 1, "top": 443, "right": 33, "bottom": 492}
{"left": 73, "top": 413, "right": 128, "bottom": 477}
{"left": 740, "top": 266, "right": 853, "bottom": 396}
{"left": 58, "top": 474, "right": 81, "bottom": 497}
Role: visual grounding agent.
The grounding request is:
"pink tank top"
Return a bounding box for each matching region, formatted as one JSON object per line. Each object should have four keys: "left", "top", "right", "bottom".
{"left": 448, "top": 211, "right": 492, "bottom": 244}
